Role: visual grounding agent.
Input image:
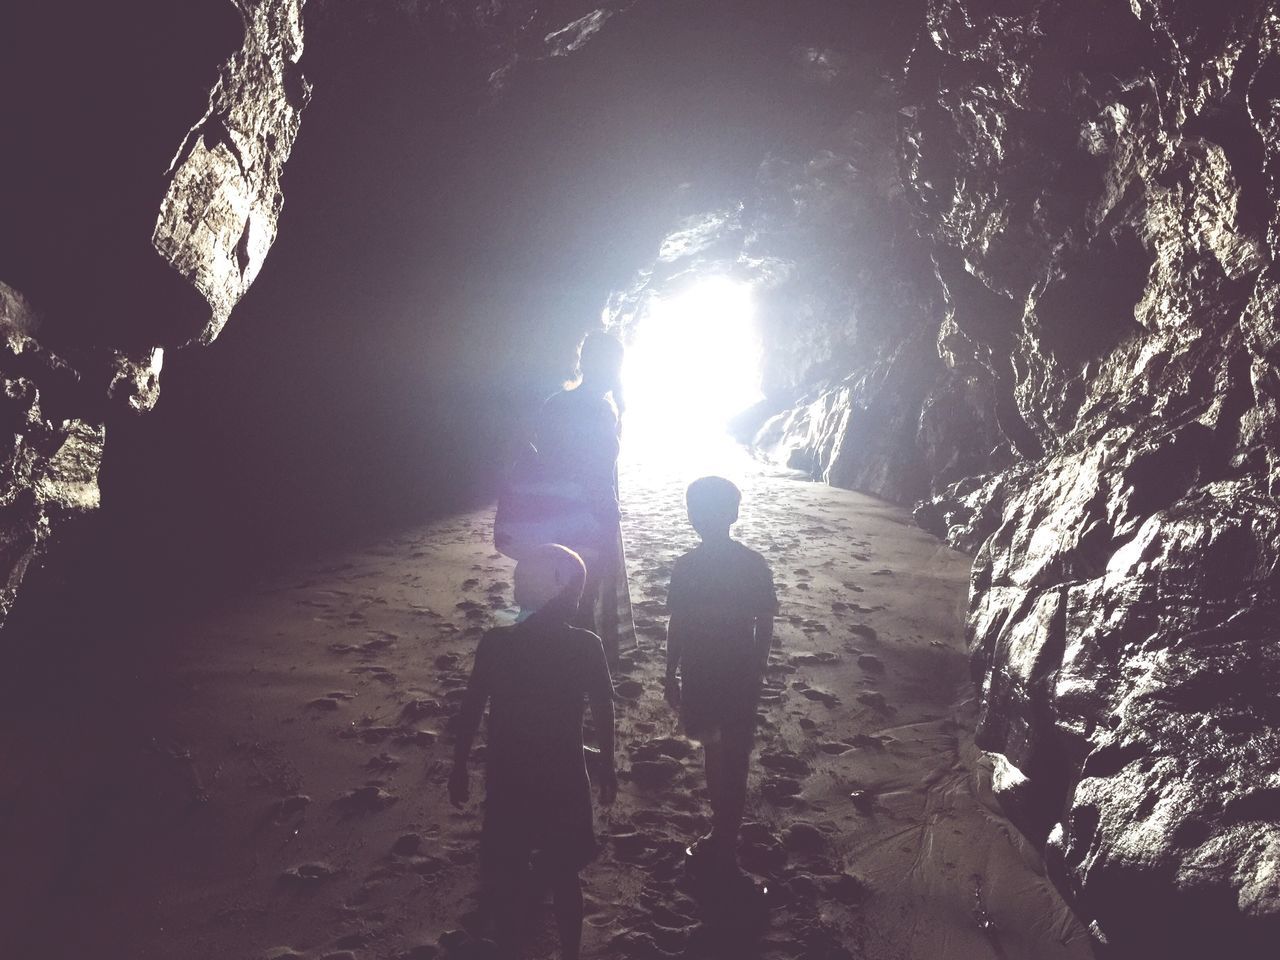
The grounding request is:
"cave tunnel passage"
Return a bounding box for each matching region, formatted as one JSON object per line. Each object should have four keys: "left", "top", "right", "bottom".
{"left": 620, "top": 274, "right": 765, "bottom": 481}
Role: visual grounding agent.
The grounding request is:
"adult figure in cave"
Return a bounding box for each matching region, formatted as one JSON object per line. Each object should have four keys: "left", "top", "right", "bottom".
{"left": 533, "top": 329, "right": 634, "bottom": 662}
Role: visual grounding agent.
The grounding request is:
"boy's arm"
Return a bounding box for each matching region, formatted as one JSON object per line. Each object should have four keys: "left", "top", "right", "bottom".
{"left": 754, "top": 560, "right": 779, "bottom": 672}
{"left": 586, "top": 642, "right": 618, "bottom": 805}
{"left": 754, "top": 611, "right": 775, "bottom": 673}
{"left": 664, "top": 614, "right": 685, "bottom": 708}
{"left": 448, "top": 638, "right": 492, "bottom": 807}
{"left": 664, "top": 565, "right": 686, "bottom": 707}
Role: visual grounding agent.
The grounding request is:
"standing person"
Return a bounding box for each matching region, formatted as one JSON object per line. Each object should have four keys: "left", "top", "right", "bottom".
{"left": 664, "top": 476, "right": 777, "bottom": 876}
{"left": 533, "top": 329, "right": 633, "bottom": 662}
{"left": 449, "top": 544, "right": 618, "bottom": 960}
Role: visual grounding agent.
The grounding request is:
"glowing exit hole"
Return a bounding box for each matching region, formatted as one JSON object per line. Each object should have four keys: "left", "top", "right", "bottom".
{"left": 621, "top": 277, "right": 763, "bottom": 464}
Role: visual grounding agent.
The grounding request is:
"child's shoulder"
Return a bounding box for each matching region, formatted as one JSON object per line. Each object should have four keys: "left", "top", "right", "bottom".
{"left": 566, "top": 623, "right": 605, "bottom": 650}
{"left": 729, "top": 538, "right": 769, "bottom": 562}
{"left": 722, "top": 539, "right": 773, "bottom": 577}
{"left": 479, "top": 623, "right": 520, "bottom": 647}
{"left": 535, "top": 620, "right": 603, "bottom": 651}
{"left": 671, "top": 540, "right": 772, "bottom": 580}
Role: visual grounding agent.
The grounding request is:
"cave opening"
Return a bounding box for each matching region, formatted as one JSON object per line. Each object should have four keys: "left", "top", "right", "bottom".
{"left": 619, "top": 274, "right": 763, "bottom": 478}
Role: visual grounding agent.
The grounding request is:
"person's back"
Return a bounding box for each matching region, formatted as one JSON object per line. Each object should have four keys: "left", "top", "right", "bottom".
{"left": 530, "top": 330, "right": 632, "bottom": 662}
{"left": 668, "top": 538, "right": 775, "bottom": 735}
{"left": 477, "top": 612, "right": 606, "bottom": 857}
{"left": 536, "top": 386, "right": 620, "bottom": 491}
{"left": 665, "top": 477, "right": 777, "bottom": 875}
{"left": 449, "top": 545, "right": 617, "bottom": 960}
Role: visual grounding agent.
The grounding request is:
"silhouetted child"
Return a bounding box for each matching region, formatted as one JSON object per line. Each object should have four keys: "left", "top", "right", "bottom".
{"left": 450, "top": 544, "right": 618, "bottom": 960}
{"left": 664, "top": 477, "right": 777, "bottom": 875}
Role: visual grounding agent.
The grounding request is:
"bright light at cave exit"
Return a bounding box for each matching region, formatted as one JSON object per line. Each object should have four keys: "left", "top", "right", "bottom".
{"left": 620, "top": 277, "right": 763, "bottom": 476}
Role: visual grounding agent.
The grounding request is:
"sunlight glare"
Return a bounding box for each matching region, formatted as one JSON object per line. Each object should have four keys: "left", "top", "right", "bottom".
{"left": 620, "top": 277, "right": 763, "bottom": 477}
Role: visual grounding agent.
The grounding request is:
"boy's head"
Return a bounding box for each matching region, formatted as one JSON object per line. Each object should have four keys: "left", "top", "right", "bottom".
{"left": 514, "top": 543, "right": 587, "bottom": 615}
{"left": 686, "top": 476, "right": 741, "bottom": 539}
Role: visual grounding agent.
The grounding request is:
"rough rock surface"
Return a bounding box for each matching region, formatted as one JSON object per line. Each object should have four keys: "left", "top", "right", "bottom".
{"left": 605, "top": 0, "right": 1279, "bottom": 952}
{"left": 154, "top": 0, "right": 310, "bottom": 347}
{"left": 1, "top": 288, "right": 104, "bottom": 625}
{"left": 913, "top": 3, "right": 1280, "bottom": 954}
{"left": 0, "top": 0, "right": 309, "bottom": 627}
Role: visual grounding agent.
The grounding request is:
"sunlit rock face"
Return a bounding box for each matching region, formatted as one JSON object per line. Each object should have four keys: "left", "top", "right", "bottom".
{"left": 0, "top": 0, "right": 309, "bottom": 625}
{"left": 906, "top": 3, "right": 1280, "bottom": 954}
{"left": 611, "top": 0, "right": 1280, "bottom": 952}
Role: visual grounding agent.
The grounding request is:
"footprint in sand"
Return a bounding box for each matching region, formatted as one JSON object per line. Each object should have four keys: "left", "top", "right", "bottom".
{"left": 762, "top": 776, "right": 805, "bottom": 803}
{"left": 454, "top": 600, "right": 489, "bottom": 622}
{"left": 266, "top": 794, "right": 312, "bottom": 822}
{"left": 614, "top": 679, "right": 645, "bottom": 700}
{"left": 857, "top": 691, "right": 893, "bottom": 713}
{"left": 279, "top": 862, "right": 341, "bottom": 887}
{"left": 366, "top": 753, "right": 400, "bottom": 771}
{"left": 790, "top": 650, "right": 840, "bottom": 665}
{"left": 399, "top": 698, "right": 448, "bottom": 722}
{"left": 349, "top": 664, "right": 398, "bottom": 684}
{"left": 799, "top": 687, "right": 840, "bottom": 708}
{"left": 626, "top": 758, "right": 683, "bottom": 788}
{"left": 335, "top": 784, "right": 398, "bottom": 815}
{"left": 783, "top": 821, "right": 830, "bottom": 856}
{"left": 306, "top": 692, "right": 355, "bottom": 711}
{"left": 360, "top": 634, "right": 397, "bottom": 656}
{"left": 857, "top": 653, "right": 885, "bottom": 673}
{"left": 760, "top": 752, "right": 812, "bottom": 777}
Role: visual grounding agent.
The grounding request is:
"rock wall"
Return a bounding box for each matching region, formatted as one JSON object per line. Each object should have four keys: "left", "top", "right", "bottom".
{"left": 749, "top": 0, "right": 1280, "bottom": 953}
{"left": 0, "top": 0, "right": 309, "bottom": 626}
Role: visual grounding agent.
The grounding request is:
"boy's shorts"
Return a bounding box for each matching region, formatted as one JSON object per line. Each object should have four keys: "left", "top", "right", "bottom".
{"left": 481, "top": 786, "right": 597, "bottom": 875}
{"left": 680, "top": 674, "right": 759, "bottom": 745}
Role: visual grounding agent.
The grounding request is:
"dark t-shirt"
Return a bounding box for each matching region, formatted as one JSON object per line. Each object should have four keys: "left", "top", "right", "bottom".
{"left": 471, "top": 611, "right": 612, "bottom": 862}
{"left": 667, "top": 539, "right": 777, "bottom": 734}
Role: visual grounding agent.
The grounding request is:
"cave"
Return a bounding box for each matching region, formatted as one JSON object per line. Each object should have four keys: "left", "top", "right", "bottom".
{"left": 2, "top": 1, "right": 1278, "bottom": 958}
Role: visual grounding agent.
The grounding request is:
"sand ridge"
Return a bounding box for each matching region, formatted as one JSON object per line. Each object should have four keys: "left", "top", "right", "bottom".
{"left": 0, "top": 464, "right": 1093, "bottom": 959}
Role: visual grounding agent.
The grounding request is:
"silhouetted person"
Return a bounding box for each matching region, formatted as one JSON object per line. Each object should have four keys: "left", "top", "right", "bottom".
{"left": 664, "top": 476, "right": 777, "bottom": 875}
{"left": 449, "top": 544, "right": 618, "bottom": 960}
{"left": 534, "top": 330, "right": 633, "bottom": 661}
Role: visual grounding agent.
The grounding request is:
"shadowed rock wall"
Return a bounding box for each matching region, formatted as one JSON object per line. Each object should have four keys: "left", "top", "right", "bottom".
{"left": 0, "top": 0, "right": 309, "bottom": 625}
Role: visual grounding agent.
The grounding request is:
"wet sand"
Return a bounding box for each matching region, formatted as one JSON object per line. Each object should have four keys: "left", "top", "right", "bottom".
{"left": 0, "top": 461, "right": 1093, "bottom": 959}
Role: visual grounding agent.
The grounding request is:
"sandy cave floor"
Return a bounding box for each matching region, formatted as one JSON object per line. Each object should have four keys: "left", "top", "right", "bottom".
{"left": 0, "top": 461, "right": 1094, "bottom": 960}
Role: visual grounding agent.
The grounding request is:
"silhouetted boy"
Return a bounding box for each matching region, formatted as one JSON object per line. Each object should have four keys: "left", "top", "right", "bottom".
{"left": 664, "top": 476, "right": 777, "bottom": 874}
{"left": 450, "top": 544, "right": 618, "bottom": 960}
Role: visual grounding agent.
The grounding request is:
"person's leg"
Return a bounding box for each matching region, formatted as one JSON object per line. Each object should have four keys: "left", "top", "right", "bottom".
{"left": 549, "top": 866, "right": 585, "bottom": 960}
{"left": 481, "top": 859, "right": 524, "bottom": 957}
{"left": 597, "top": 528, "right": 625, "bottom": 662}
{"left": 701, "top": 726, "right": 733, "bottom": 862}
{"left": 574, "top": 564, "right": 601, "bottom": 633}
{"left": 714, "top": 726, "right": 753, "bottom": 867}
{"left": 481, "top": 815, "right": 530, "bottom": 958}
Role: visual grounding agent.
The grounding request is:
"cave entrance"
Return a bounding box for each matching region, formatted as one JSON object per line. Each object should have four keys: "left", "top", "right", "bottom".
{"left": 619, "top": 275, "right": 763, "bottom": 479}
